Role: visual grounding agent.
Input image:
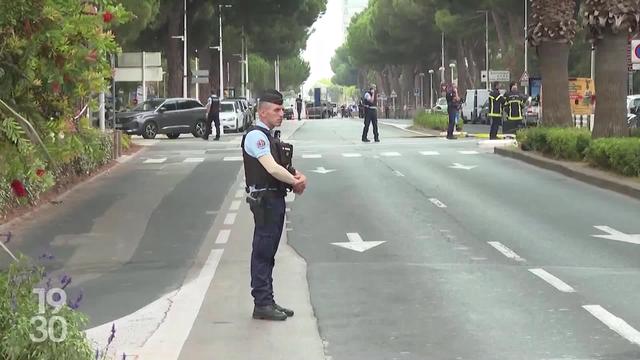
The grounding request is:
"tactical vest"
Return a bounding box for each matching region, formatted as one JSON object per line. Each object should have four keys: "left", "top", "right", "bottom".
{"left": 241, "top": 126, "right": 286, "bottom": 192}
{"left": 364, "top": 91, "right": 377, "bottom": 108}
{"left": 488, "top": 91, "right": 504, "bottom": 117}
{"left": 208, "top": 95, "right": 220, "bottom": 115}
{"left": 504, "top": 92, "right": 524, "bottom": 121}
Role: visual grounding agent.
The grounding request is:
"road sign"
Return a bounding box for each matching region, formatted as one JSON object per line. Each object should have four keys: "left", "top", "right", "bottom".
{"left": 482, "top": 70, "right": 511, "bottom": 83}
{"left": 117, "top": 52, "right": 162, "bottom": 67}
{"left": 194, "top": 70, "right": 209, "bottom": 77}
{"left": 390, "top": 90, "right": 398, "bottom": 98}
{"left": 632, "top": 40, "right": 640, "bottom": 64}
{"left": 519, "top": 71, "right": 529, "bottom": 83}
{"left": 114, "top": 67, "right": 163, "bottom": 82}
{"left": 191, "top": 77, "right": 209, "bottom": 84}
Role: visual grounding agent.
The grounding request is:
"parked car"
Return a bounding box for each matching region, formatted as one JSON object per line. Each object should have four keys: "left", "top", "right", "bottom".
{"left": 115, "top": 98, "right": 207, "bottom": 139}
{"left": 284, "top": 105, "right": 295, "bottom": 120}
{"left": 220, "top": 100, "right": 246, "bottom": 132}
{"left": 433, "top": 97, "right": 448, "bottom": 113}
{"left": 524, "top": 96, "right": 541, "bottom": 126}
{"left": 227, "top": 97, "right": 253, "bottom": 129}
{"left": 306, "top": 102, "right": 332, "bottom": 119}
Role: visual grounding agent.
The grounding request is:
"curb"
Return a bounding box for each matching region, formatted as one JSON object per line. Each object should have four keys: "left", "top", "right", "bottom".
{"left": 494, "top": 147, "right": 640, "bottom": 201}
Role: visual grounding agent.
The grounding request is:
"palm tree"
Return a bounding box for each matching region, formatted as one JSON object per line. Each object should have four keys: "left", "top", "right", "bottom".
{"left": 528, "top": 0, "right": 577, "bottom": 127}
{"left": 583, "top": 0, "right": 640, "bottom": 137}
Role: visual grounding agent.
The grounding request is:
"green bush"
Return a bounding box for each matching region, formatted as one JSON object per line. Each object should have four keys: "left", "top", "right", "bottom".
{"left": 585, "top": 138, "right": 640, "bottom": 177}
{"left": 517, "top": 127, "right": 592, "bottom": 161}
{"left": 1, "top": 256, "right": 95, "bottom": 359}
{"left": 414, "top": 110, "right": 449, "bottom": 131}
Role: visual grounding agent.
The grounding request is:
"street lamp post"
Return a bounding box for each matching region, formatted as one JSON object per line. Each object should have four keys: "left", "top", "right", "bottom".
{"left": 524, "top": 0, "right": 529, "bottom": 95}
{"left": 477, "top": 10, "right": 490, "bottom": 90}
{"left": 428, "top": 69, "right": 434, "bottom": 108}
{"left": 218, "top": 4, "right": 232, "bottom": 99}
{"left": 419, "top": 73, "right": 425, "bottom": 108}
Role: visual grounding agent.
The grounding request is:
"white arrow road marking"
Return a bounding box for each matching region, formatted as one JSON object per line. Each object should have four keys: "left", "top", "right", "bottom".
{"left": 332, "top": 232, "right": 386, "bottom": 253}
{"left": 311, "top": 167, "right": 336, "bottom": 174}
{"left": 583, "top": 305, "right": 640, "bottom": 346}
{"left": 302, "top": 154, "right": 322, "bottom": 159}
{"left": 420, "top": 151, "right": 440, "bottom": 156}
{"left": 393, "top": 170, "right": 405, "bottom": 177}
{"left": 183, "top": 157, "right": 204, "bottom": 163}
{"left": 381, "top": 152, "right": 401, "bottom": 157}
{"left": 488, "top": 241, "right": 526, "bottom": 262}
{"left": 215, "top": 230, "right": 231, "bottom": 244}
{"left": 342, "top": 153, "right": 362, "bottom": 158}
{"left": 429, "top": 198, "right": 447, "bottom": 208}
{"left": 592, "top": 226, "right": 640, "bottom": 245}
{"left": 459, "top": 150, "right": 479, "bottom": 155}
{"left": 529, "top": 268, "right": 575, "bottom": 293}
{"left": 449, "top": 163, "right": 477, "bottom": 170}
{"left": 143, "top": 158, "right": 167, "bottom": 164}
{"left": 229, "top": 200, "right": 241, "bottom": 211}
{"left": 223, "top": 156, "right": 243, "bottom": 162}
{"left": 85, "top": 249, "right": 224, "bottom": 358}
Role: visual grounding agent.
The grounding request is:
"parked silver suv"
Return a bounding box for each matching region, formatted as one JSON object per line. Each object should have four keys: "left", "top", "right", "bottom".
{"left": 115, "top": 98, "right": 207, "bottom": 139}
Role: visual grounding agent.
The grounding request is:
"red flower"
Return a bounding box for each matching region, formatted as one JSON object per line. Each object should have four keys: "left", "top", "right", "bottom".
{"left": 36, "top": 169, "right": 45, "bottom": 177}
{"left": 103, "top": 11, "right": 113, "bottom": 23}
{"left": 10, "top": 180, "right": 27, "bottom": 198}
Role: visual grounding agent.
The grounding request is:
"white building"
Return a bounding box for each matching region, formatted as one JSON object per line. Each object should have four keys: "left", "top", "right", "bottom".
{"left": 342, "top": 0, "right": 368, "bottom": 42}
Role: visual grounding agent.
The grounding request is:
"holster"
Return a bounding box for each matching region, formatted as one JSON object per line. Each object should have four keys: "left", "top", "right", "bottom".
{"left": 246, "top": 191, "right": 267, "bottom": 225}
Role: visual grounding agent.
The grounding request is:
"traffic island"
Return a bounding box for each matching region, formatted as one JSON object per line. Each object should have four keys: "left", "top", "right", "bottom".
{"left": 495, "top": 147, "right": 640, "bottom": 201}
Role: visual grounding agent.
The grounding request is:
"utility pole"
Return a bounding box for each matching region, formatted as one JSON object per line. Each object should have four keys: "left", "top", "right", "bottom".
{"left": 524, "top": 0, "right": 529, "bottom": 95}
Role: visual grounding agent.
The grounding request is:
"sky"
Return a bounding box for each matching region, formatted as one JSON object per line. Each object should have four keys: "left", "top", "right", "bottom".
{"left": 301, "top": 0, "right": 344, "bottom": 94}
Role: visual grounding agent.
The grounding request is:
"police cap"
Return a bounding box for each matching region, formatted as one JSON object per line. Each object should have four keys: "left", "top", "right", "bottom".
{"left": 258, "top": 89, "right": 284, "bottom": 106}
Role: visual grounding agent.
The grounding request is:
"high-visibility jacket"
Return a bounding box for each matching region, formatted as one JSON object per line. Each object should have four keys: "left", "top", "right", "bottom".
{"left": 504, "top": 91, "right": 525, "bottom": 121}
{"left": 488, "top": 90, "right": 505, "bottom": 117}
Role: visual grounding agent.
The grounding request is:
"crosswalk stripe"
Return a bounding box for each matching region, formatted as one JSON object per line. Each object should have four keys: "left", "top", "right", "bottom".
{"left": 342, "top": 153, "right": 362, "bottom": 158}
{"left": 223, "top": 156, "right": 243, "bottom": 162}
{"left": 381, "top": 152, "right": 401, "bottom": 157}
{"left": 420, "top": 151, "right": 440, "bottom": 156}
{"left": 183, "top": 158, "right": 204, "bottom": 163}
{"left": 143, "top": 158, "right": 167, "bottom": 164}
{"left": 459, "top": 151, "right": 479, "bottom": 155}
{"left": 302, "top": 154, "right": 322, "bottom": 159}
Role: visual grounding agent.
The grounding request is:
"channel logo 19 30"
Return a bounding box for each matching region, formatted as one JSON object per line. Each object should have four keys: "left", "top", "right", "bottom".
{"left": 30, "top": 287, "right": 68, "bottom": 343}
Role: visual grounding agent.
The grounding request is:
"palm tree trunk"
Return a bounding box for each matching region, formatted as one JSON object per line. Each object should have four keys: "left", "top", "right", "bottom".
{"left": 593, "top": 31, "right": 630, "bottom": 137}
{"left": 538, "top": 41, "right": 572, "bottom": 126}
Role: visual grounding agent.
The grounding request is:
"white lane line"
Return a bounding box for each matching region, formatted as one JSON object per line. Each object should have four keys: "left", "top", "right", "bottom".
{"left": 393, "top": 170, "right": 405, "bottom": 177}
{"left": 583, "top": 305, "right": 640, "bottom": 346}
{"left": 459, "top": 150, "right": 479, "bottom": 155}
{"left": 235, "top": 190, "right": 244, "bottom": 198}
{"left": 215, "top": 230, "right": 231, "bottom": 244}
{"left": 183, "top": 157, "right": 204, "bottom": 163}
{"left": 528, "top": 268, "right": 576, "bottom": 293}
{"left": 488, "top": 241, "right": 526, "bottom": 262}
{"left": 420, "top": 151, "right": 440, "bottom": 156}
{"left": 429, "top": 198, "right": 447, "bottom": 208}
{"left": 229, "top": 200, "right": 241, "bottom": 211}
{"left": 224, "top": 213, "right": 237, "bottom": 225}
{"left": 302, "top": 154, "right": 322, "bottom": 159}
{"left": 381, "top": 152, "right": 401, "bottom": 157}
{"left": 85, "top": 249, "right": 225, "bottom": 358}
{"left": 144, "top": 158, "right": 167, "bottom": 164}
{"left": 223, "top": 156, "right": 243, "bottom": 162}
{"left": 342, "top": 153, "right": 362, "bottom": 158}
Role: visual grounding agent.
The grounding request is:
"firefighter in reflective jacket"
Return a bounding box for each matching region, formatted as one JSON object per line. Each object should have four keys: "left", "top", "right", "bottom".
{"left": 488, "top": 82, "right": 506, "bottom": 140}
{"left": 503, "top": 82, "right": 526, "bottom": 134}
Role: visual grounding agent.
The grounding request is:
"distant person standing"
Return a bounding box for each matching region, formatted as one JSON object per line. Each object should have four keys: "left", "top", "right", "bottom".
{"left": 203, "top": 89, "right": 220, "bottom": 141}
{"left": 488, "top": 82, "right": 506, "bottom": 140}
{"left": 362, "top": 84, "right": 380, "bottom": 142}
{"left": 295, "top": 94, "right": 303, "bottom": 120}
{"left": 445, "top": 85, "right": 460, "bottom": 139}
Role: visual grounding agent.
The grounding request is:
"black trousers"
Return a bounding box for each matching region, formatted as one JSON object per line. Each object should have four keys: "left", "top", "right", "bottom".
{"left": 489, "top": 116, "right": 502, "bottom": 139}
{"left": 447, "top": 111, "right": 457, "bottom": 138}
{"left": 503, "top": 119, "right": 523, "bottom": 134}
{"left": 250, "top": 196, "right": 286, "bottom": 306}
{"left": 362, "top": 108, "right": 379, "bottom": 140}
{"left": 204, "top": 115, "right": 220, "bottom": 139}
{"left": 297, "top": 108, "right": 302, "bottom": 120}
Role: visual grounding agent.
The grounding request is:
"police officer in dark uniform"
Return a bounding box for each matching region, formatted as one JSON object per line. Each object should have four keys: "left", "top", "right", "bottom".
{"left": 203, "top": 89, "right": 221, "bottom": 140}
{"left": 503, "top": 82, "right": 526, "bottom": 134}
{"left": 242, "top": 89, "right": 308, "bottom": 321}
{"left": 362, "top": 84, "right": 380, "bottom": 142}
{"left": 488, "top": 82, "right": 506, "bottom": 140}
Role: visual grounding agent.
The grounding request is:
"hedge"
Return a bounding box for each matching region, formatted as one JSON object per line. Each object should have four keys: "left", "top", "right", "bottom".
{"left": 414, "top": 110, "right": 462, "bottom": 132}
{"left": 517, "top": 127, "right": 640, "bottom": 177}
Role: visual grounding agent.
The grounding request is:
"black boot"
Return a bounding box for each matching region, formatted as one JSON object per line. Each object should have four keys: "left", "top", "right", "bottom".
{"left": 253, "top": 305, "right": 287, "bottom": 321}
{"left": 274, "top": 303, "right": 294, "bottom": 317}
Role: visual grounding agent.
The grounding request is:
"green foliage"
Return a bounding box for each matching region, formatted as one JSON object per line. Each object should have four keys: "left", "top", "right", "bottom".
{"left": 585, "top": 138, "right": 640, "bottom": 177}
{"left": 517, "top": 127, "right": 592, "bottom": 161}
{"left": 414, "top": 110, "right": 448, "bottom": 131}
{"left": 0, "top": 257, "right": 94, "bottom": 359}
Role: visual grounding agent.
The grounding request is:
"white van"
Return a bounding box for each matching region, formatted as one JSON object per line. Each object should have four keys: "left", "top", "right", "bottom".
{"left": 461, "top": 89, "right": 490, "bottom": 124}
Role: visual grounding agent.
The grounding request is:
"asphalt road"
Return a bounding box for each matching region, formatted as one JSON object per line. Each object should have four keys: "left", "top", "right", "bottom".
{"left": 2, "top": 118, "right": 640, "bottom": 359}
